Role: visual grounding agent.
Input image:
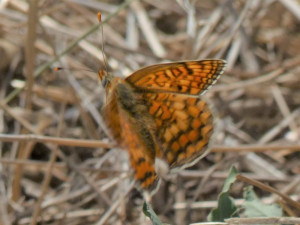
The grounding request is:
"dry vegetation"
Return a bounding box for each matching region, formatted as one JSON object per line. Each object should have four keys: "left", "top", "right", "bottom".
{"left": 0, "top": 0, "right": 300, "bottom": 224}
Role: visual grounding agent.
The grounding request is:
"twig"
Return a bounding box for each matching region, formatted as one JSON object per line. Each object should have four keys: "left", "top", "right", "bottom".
{"left": 25, "top": 0, "right": 38, "bottom": 109}
{"left": 278, "top": 0, "right": 300, "bottom": 21}
{"left": 0, "top": 133, "right": 111, "bottom": 148}
{"left": 0, "top": 103, "right": 39, "bottom": 134}
{"left": 225, "top": 217, "right": 300, "bottom": 225}
{"left": 192, "top": 217, "right": 300, "bottom": 225}
{"left": 130, "top": 1, "right": 166, "bottom": 57}
{"left": 1, "top": 133, "right": 299, "bottom": 152}
{"left": 259, "top": 108, "right": 300, "bottom": 144}
{"left": 30, "top": 104, "right": 66, "bottom": 225}
{"left": 0, "top": 158, "right": 126, "bottom": 174}
{"left": 271, "top": 85, "right": 298, "bottom": 136}
{"left": 19, "top": 209, "right": 104, "bottom": 224}
{"left": 95, "top": 181, "right": 134, "bottom": 225}
{"left": 236, "top": 174, "right": 300, "bottom": 211}
{"left": 211, "top": 68, "right": 284, "bottom": 92}
{"left": 216, "top": 1, "right": 252, "bottom": 58}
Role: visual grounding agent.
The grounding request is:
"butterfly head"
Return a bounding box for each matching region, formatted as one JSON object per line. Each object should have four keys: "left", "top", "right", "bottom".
{"left": 98, "top": 69, "right": 111, "bottom": 87}
{"left": 98, "top": 69, "right": 115, "bottom": 101}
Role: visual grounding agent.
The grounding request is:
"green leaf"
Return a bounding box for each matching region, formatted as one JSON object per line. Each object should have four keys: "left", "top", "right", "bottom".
{"left": 207, "top": 166, "right": 239, "bottom": 222}
{"left": 143, "top": 201, "right": 163, "bottom": 225}
{"left": 243, "top": 186, "right": 283, "bottom": 217}
{"left": 208, "top": 192, "right": 238, "bottom": 221}
{"left": 222, "top": 166, "right": 238, "bottom": 192}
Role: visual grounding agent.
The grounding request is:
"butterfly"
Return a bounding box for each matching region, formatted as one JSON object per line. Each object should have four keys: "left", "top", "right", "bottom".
{"left": 98, "top": 60, "right": 226, "bottom": 189}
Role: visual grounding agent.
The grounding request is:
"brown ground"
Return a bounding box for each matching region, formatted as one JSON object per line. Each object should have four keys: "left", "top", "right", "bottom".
{"left": 0, "top": 0, "right": 299, "bottom": 224}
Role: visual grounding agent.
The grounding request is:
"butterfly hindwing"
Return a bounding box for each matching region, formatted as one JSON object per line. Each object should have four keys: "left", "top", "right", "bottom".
{"left": 143, "top": 93, "right": 214, "bottom": 168}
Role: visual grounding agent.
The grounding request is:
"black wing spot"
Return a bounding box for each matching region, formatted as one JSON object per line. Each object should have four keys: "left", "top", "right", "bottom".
{"left": 182, "top": 63, "right": 193, "bottom": 75}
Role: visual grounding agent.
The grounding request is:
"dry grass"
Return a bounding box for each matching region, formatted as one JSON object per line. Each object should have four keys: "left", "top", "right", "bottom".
{"left": 0, "top": 0, "right": 299, "bottom": 224}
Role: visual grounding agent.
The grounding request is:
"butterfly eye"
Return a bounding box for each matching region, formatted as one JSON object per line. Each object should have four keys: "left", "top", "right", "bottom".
{"left": 102, "top": 77, "right": 108, "bottom": 88}
{"left": 98, "top": 70, "right": 108, "bottom": 87}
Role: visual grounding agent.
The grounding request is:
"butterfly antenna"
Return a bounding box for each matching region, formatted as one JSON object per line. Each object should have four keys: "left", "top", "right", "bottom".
{"left": 54, "top": 67, "right": 94, "bottom": 73}
{"left": 97, "top": 12, "right": 109, "bottom": 74}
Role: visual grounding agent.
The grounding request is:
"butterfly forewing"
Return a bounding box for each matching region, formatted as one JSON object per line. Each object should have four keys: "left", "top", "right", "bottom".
{"left": 126, "top": 60, "right": 226, "bottom": 96}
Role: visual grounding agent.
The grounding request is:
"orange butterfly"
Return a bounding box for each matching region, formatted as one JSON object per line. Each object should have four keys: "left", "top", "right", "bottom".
{"left": 98, "top": 60, "right": 226, "bottom": 189}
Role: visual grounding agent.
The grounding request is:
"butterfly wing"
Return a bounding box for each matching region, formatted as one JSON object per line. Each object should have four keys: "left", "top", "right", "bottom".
{"left": 143, "top": 93, "right": 214, "bottom": 168}
{"left": 126, "top": 60, "right": 226, "bottom": 96}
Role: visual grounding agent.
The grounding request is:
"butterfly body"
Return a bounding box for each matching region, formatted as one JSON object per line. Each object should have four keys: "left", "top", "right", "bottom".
{"left": 99, "top": 60, "right": 226, "bottom": 189}
{"left": 102, "top": 79, "right": 158, "bottom": 188}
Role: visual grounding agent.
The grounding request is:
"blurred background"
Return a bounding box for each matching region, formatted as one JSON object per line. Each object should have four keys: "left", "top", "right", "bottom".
{"left": 0, "top": 0, "right": 299, "bottom": 224}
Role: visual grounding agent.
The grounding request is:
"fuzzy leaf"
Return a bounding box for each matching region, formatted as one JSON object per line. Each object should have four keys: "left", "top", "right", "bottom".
{"left": 208, "top": 166, "right": 239, "bottom": 221}
{"left": 243, "top": 186, "right": 283, "bottom": 217}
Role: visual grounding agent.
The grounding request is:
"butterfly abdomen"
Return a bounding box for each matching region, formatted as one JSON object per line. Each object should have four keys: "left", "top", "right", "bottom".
{"left": 102, "top": 82, "right": 159, "bottom": 189}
